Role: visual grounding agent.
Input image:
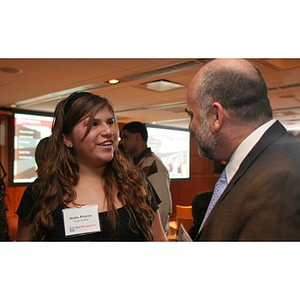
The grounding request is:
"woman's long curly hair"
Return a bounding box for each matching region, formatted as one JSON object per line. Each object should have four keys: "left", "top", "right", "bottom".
{"left": 31, "top": 92, "right": 155, "bottom": 240}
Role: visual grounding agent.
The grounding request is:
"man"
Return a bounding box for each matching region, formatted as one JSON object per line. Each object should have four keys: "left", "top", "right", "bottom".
{"left": 121, "top": 122, "right": 172, "bottom": 234}
{"left": 186, "top": 58, "right": 300, "bottom": 241}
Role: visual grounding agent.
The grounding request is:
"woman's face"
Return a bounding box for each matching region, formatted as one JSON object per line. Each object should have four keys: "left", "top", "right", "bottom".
{"left": 64, "top": 106, "right": 119, "bottom": 169}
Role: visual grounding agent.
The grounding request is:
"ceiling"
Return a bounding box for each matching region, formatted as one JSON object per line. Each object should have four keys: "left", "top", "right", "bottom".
{"left": 1, "top": 58, "right": 300, "bottom": 130}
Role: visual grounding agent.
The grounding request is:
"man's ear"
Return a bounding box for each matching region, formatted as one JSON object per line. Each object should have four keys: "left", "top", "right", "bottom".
{"left": 210, "top": 102, "right": 224, "bottom": 133}
{"left": 135, "top": 132, "right": 142, "bottom": 141}
{"left": 62, "top": 133, "right": 73, "bottom": 148}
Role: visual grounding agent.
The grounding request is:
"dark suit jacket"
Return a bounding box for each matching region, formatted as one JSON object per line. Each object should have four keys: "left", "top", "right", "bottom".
{"left": 198, "top": 121, "right": 300, "bottom": 241}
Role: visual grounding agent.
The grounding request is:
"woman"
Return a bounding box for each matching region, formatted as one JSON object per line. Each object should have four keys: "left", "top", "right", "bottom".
{"left": 17, "top": 92, "right": 167, "bottom": 241}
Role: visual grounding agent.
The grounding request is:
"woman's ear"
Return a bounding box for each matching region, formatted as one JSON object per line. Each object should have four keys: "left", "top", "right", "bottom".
{"left": 62, "top": 134, "right": 73, "bottom": 148}
{"left": 210, "top": 102, "right": 224, "bottom": 133}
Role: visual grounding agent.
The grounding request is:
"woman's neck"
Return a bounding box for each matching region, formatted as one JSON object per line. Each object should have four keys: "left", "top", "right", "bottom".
{"left": 78, "top": 162, "right": 106, "bottom": 180}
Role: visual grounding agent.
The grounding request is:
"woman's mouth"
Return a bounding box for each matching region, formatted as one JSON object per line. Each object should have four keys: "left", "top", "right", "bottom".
{"left": 98, "top": 140, "right": 114, "bottom": 147}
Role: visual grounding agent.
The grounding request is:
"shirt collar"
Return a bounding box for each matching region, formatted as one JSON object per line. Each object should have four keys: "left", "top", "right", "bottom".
{"left": 226, "top": 119, "right": 276, "bottom": 183}
{"left": 133, "top": 147, "right": 152, "bottom": 165}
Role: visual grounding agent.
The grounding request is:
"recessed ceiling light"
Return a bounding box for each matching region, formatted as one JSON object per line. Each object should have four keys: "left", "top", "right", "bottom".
{"left": 0, "top": 67, "right": 23, "bottom": 74}
{"left": 144, "top": 79, "right": 184, "bottom": 92}
{"left": 107, "top": 79, "right": 120, "bottom": 84}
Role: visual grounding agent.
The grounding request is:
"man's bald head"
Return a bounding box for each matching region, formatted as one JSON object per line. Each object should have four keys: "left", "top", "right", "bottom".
{"left": 188, "top": 58, "right": 273, "bottom": 124}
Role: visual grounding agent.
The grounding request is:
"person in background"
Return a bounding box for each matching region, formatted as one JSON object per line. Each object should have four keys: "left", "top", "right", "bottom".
{"left": 188, "top": 191, "right": 212, "bottom": 241}
{"left": 17, "top": 136, "right": 50, "bottom": 240}
{"left": 34, "top": 136, "right": 50, "bottom": 172}
{"left": 17, "top": 92, "right": 167, "bottom": 241}
{"left": 121, "top": 122, "right": 172, "bottom": 234}
{"left": 186, "top": 58, "right": 300, "bottom": 241}
{"left": 0, "top": 162, "right": 10, "bottom": 241}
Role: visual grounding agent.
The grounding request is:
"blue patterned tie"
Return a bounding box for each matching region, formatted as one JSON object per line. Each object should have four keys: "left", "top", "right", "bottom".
{"left": 198, "top": 168, "right": 228, "bottom": 232}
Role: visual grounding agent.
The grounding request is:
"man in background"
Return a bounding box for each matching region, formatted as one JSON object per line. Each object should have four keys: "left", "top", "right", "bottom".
{"left": 121, "top": 122, "right": 172, "bottom": 234}
{"left": 186, "top": 58, "right": 300, "bottom": 241}
{"left": 188, "top": 191, "right": 212, "bottom": 240}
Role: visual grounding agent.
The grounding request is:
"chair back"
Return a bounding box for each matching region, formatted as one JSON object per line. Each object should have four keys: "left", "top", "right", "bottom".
{"left": 176, "top": 205, "right": 193, "bottom": 219}
{"left": 176, "top": 205, "right": 193, "bottom": 233}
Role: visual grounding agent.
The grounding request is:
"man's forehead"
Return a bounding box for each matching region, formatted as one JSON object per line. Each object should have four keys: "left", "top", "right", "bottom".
{"left": 186, "top": 81, "right": 199, "bottom": 105}
{"left": 187, "top": 69, "right": 203, "bottom": 98}
{"left": 121, "top": 130, "right": 136, "bottom": 136}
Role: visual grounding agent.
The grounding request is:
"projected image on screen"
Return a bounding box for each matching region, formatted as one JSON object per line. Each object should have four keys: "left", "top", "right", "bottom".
{"left": 14, "top": 113, "right": 53, "bottom": 184}
{"left": 146, "top": 125, "right": 190, "bottom": 179}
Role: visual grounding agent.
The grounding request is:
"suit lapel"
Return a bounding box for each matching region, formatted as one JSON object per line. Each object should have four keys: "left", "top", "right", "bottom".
{"left": 197, "top": 121, "right": 287, "bottom": 240}
{"left": 218, "top": 121, "right": 287, "bottom": 202}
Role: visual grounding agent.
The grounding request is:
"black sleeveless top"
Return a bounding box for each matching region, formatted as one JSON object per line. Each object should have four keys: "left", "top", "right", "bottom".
{"left": 17, "top": 181, "right": 160, "bottom": 241}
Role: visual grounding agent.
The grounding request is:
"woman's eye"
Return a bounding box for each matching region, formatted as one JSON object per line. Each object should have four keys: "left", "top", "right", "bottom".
{"left": 107, "top": 118, "right": 115, "bottom": 126}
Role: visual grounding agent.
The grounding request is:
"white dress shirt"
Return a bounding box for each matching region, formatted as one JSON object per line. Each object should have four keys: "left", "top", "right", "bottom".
{"left": 225, "top": 119, "right": 277, "bottom": 183}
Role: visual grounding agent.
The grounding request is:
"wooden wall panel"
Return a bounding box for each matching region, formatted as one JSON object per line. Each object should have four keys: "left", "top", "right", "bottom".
{"left": 5, "top": 186, "right": 26, "bottom": 218}
{"left": 169, "top": 136, "right": 215, "bottom": 216}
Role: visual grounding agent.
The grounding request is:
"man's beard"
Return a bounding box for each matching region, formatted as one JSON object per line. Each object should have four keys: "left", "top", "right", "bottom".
{"left": 195, "top": 116, "right": 217, "bottom": 160}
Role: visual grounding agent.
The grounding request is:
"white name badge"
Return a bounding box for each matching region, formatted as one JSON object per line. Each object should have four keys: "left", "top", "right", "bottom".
{"left": 62, "top": 205, "right": 101, "bottom": 237}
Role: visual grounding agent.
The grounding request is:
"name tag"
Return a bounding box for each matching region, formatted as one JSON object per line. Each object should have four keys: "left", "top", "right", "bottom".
{"left": 62, "top": 205, "right": 101, "bottom": 237}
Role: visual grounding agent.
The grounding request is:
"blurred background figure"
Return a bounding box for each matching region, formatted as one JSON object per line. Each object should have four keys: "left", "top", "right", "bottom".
{"left": 188, "top": 191, "right": 212, "bottom": 240}
{"left": 34, "top": 136, "right": 50, "bottom": 174}
{"left": 17, "top": 136, "right": 50, "bottom": 240}
{"left": 0, "top": 162, "right": 10, "bottom": 241}
{"left": 121, "top": 122, "right": 172, "bottom": 234}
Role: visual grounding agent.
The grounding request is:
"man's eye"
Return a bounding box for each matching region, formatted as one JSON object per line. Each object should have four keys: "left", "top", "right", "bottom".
{"left": 186, "top": 111, "right": 193, "bottom": 119}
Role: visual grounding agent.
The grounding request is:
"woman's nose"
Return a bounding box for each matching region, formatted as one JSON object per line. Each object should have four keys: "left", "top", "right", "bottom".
{"left": 101, "top": 125, "right": 113, "bottom": 137}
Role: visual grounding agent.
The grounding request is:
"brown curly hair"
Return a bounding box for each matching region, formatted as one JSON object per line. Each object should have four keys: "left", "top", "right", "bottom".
{"left": 31, "top": 92, "right": 154, "bottom": 240}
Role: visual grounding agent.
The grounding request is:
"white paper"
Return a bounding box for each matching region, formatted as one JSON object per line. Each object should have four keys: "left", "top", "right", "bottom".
{"left": 177, "top": 224, "right": 193, "bottom": 242}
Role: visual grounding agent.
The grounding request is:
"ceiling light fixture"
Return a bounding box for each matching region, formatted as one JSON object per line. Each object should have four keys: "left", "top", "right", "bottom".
{"left": 107, "top": 79, "right": 120, "bottom": 84}
{"left": 144, "top": 79, "right": 184, "bottom": 92}
{"left": 0, "top": 67, "right": 23, "bottom": 74}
